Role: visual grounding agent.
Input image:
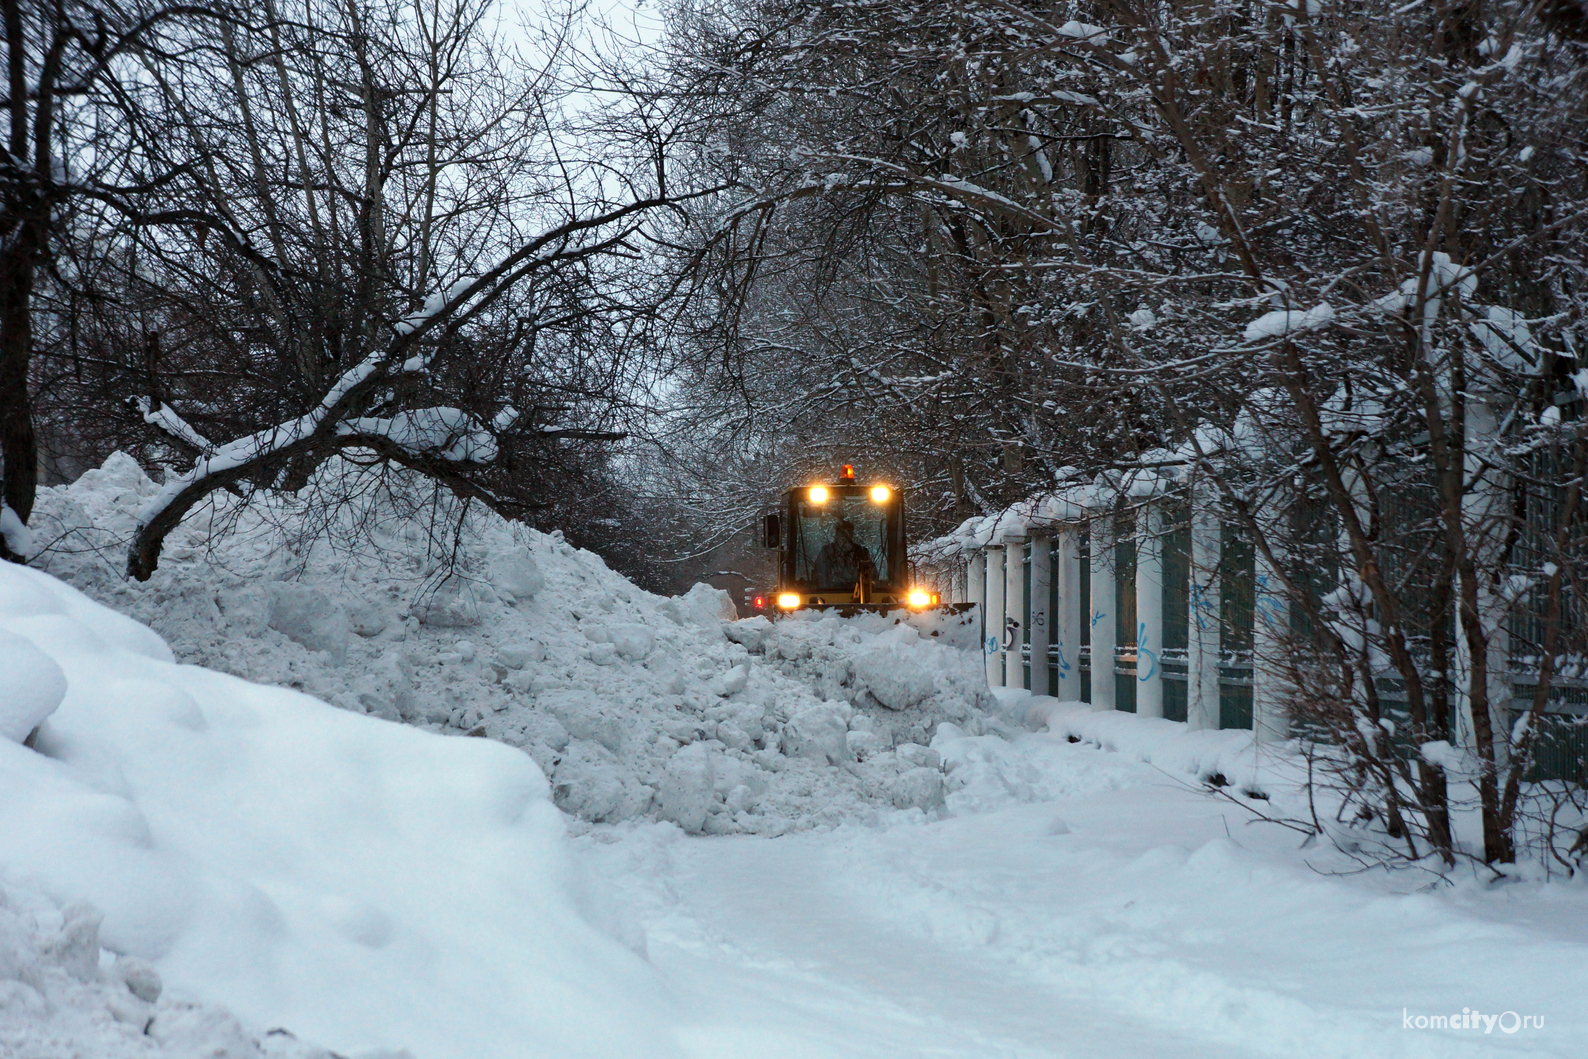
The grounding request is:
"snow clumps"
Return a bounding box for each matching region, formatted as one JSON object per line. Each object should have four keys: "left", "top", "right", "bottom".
{"left": 0, "top": 882, "right": 334, "bottom": 1059}
{"left": 29, "top": 453, "right": 997, "bottom": 836}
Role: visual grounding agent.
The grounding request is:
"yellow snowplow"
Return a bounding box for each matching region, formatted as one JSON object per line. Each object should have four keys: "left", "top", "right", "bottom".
{"left": 761, "top": 465, "right": 958, "bottom": 615}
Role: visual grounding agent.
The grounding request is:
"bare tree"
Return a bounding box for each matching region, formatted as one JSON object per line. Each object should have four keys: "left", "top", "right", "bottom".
{"left": 22, "top": 0, "right": 723, "bottom": 578}
{"left": 0, "top": 0, "right": 242, "bottom": 560}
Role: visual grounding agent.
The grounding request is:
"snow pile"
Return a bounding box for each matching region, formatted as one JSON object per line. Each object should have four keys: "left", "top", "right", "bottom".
{"left": 1019, "top": 694, "right": 1276, "bottom": 781}
{"left": 30, "top": 453, "right": 997, "bottom": 835}
{"left": 0, "top": 880, "right": 335, "bottom": 1059}
{"left": 0, "top": 560, "right": 676, "bottom": 1059}
{"left": 918, "top": 691, "right": 1290, "bottom": 815}
{"left": 0, "top": 627, "right": 66, "bottom": 742}
{"left": 578, "top": 714, "right": 1588, "bottom": 1059}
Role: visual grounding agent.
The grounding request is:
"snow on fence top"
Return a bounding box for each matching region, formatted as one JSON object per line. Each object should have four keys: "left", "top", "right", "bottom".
{"left": 912, "top": 449, "right": 1191, "bottom": 563}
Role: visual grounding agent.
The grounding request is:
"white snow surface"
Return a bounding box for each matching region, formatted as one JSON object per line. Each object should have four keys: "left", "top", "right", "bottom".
{"left": 576, "top": 691, "right": 1586, "bottom": 1059}
{"left": 0, "top": 559, "right": 674, "bottom": 1059}
{"left": 29, "top": 454, "right": 996, "bottom": 836}
{"left": 9, "top": 454, "right": 1586, "bottom": 1059}
{"left": 4, "top": 540, "right": 1585, "bottom": 1057}
{"left": 0, "top": 628, "right": 66, "bottom": 742}
{"left": 0, "top": 877, "right": 336, "bottom": 1059}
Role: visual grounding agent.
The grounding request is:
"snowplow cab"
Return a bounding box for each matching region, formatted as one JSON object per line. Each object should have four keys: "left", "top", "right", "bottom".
{"left": 762, "top": 465, "right": 940, "bottom": 614}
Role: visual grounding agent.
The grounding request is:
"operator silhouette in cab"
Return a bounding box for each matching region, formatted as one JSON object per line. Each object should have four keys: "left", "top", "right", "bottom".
{"left": 815, "top": 519, "right": 871, "bottom": 588}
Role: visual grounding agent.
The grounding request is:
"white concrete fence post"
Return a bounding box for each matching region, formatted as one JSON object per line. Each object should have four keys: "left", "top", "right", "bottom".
{"left": 1028, "top": 535, "right": 1053, "bottom": 696}
{"left": 1188, "top": 485, "right": 1222, "bottom": 730}
{"left": 1005, "top": 539, "right": 1027, "bottom": 689}
{"left": 985, "top": 545, "right": 1006, "bottom": 687}
{"left": 1135, "top": 504, "right": 1165, "bottom": 719}
{"left": 1089, "top": 519, "right": 1117, "bottom": 710}
{"left": 1252, "top": 544, "right": 1290, "bottom": 743}
{"left": 1457, "top": 395, "right": 1513, "bottom": 764}
{"left": 1053, "top": 530, "right": 1082, "bottom": 702}
{"left": 967, "top": 550, "right": 987, "bottom": 684}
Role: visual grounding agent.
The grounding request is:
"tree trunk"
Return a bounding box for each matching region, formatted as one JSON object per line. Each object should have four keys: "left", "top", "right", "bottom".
{"left": 0, "top": 243, "right": 36, "bottom": 556}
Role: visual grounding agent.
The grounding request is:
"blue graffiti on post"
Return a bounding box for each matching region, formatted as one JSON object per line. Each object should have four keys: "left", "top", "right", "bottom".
{"left": 1190, "top": 581, "right": 1215, "bottom": 631}
{"left": 1136, "top": 621, "right": 1158, "bottom": 681}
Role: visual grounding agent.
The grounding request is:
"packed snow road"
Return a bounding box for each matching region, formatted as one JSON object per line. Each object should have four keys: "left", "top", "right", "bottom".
{"left": 582, "top": 723, "right": 1585, "bottom": 1059}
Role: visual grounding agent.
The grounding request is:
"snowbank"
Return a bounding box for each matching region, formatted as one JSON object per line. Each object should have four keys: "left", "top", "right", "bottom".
{"left": 0, "top": 878, "right": 336, "bottom": 1059}
{"left": 29, "top": 454, "right": 997, "bottom": 835}
{"left": 0, "top": 627, "right": 66, "bottom": 742}
{"left": 0, "top": 561, "right": 674, "bottom": 1059}
{"left": 1008, "top": 693, "right": 1270, "bottom": 788}
{"left": 921, "top": 690, "right": 1290, "bottom": 815}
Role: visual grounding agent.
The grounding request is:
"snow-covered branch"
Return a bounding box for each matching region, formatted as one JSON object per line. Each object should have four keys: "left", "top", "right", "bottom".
{"left": 130, "top": 396, "right": 216, "bottom": 455}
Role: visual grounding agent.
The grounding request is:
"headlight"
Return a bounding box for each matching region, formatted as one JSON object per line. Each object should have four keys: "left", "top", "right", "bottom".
{"left": 907, "top": 589, "right": 931, "bottom": 607}
{"left": 809, "top": 486, "right": 829, "bottom": 504}
{"left": 870, "top": 485, "right": 890, "bottom": 503}
{"left": 777, "top": 593, "right": 801, "bottom": 609}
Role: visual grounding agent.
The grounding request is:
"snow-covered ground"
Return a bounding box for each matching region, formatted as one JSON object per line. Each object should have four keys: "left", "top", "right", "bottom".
{"left": 4, "top": 455, "right": 1584, "bottom": 1058}
{"left": 583, "top": 706, "right": 1586, "bottom": 1058}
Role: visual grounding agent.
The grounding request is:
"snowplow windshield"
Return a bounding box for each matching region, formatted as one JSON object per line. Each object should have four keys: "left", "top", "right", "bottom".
{"left": 792, "top": 495, "right": 894, "bottom": 589}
